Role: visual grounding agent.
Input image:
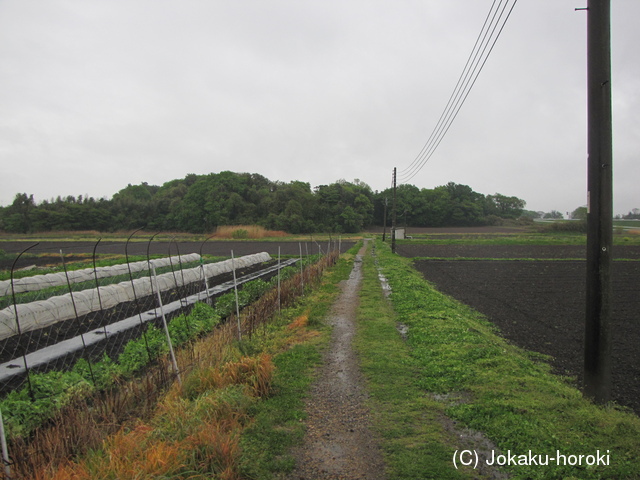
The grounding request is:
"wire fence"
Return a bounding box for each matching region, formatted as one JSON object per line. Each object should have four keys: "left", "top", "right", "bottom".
{"left": 0, "top": 234, "right": 344, "bottom": 479}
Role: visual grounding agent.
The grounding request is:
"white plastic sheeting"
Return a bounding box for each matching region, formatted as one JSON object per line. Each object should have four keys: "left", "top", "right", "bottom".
{"left": 0, "top": 253, "right": 201, "bottom": 297}
{"left": 0, "top": 252, "right": 271, "bottom": 341}
{"left": 0, "top": 257, "right": 296, "bottom": 385}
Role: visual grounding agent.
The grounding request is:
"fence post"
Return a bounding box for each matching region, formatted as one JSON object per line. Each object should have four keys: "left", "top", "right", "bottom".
{"left": 145, "top": 232, "right": 161, "bottom": 318}
{"left": 277, "top": 246, "right": 281, "bottom": 314}
{"left": 0, "top": 407, "right": 10, "bottom": 480}
{"left": 91, "top": 238, "right": 109, "bottom": 337}
{"left": 9, "top": 242, "right": 39, "bottom": 401}
{"left": 167, "top": 237, "right": 192, "bottom": 337}
{"left": 199, "top": 235, "right": 214, "bottom": 304}
{"left": 150, "top": 262, "right": 182, "bottom": 386}
{"left": 170, "top": 237, "right": 188, "bottom": 306}
{"left": 201, "top": 263, "right": 211, "bottom": 303}
{"left": 304, "top": 243, "right": 309, "bottom": 286}
{"left": 167, "top": 236, "right": 182, "bottom": 305}
{"left": 299, "top": 242, "right": 304, "bottom": 296}
{"left": 231, "top": 250, "right": 242, "bottom": 341}
{"left": 60, "top": 250, "right": 96, "bottom": 386}
{"left": 126, "top": 229, "right": 152, "bottom": 362}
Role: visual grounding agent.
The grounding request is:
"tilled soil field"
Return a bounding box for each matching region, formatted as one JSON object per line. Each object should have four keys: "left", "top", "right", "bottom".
{"left": 398, "top": 243, "right": 640, "bottom": 415}
{"left": 0, "top": 240, "right": 355, "bottom": 270}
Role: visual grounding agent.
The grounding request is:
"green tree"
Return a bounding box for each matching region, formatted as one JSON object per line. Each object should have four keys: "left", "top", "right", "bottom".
{"left": 486, "top": 193, "right": 526, "bottom": 219}
{"left": 337, "top": 206, "right": 361, "bottom": 233}
{"left": 439, "top": 182, "right": 484, "bottom": 226}
{"left": 571, "top": 206, "right": 588, "bottom": 220}
{"left": 314, "top": 179, "right": 374, "bottom": 232}
{"left": 2, "top": 193, "right": 36, "bottom": 233}
{"left": 111, "top": 183, "right": 158, "bottom": 230}
{"left": 543, "top": 210, "right": 564, "bottom": 219}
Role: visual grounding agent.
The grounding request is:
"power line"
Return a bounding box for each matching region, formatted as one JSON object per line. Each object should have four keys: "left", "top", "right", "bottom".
{"left": 399, "top": 0, "right": 501, "bottom": 179}
{"left": 398, "top": 0, "right": 519, "bottom": 184}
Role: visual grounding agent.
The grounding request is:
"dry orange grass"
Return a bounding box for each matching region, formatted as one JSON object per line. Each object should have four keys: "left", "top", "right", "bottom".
{"left": 287, "top": 313, "right": 309, "bottom": 330}
{"left": 42, "top": 355, "right": 275, "bottom": 479}
{"left": 213, "top": 225, "right": 287, "bottom": 239}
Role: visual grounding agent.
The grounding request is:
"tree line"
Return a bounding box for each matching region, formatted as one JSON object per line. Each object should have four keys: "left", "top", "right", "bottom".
{"left": 0, "top": 171, "right": 527, "bottom": 234}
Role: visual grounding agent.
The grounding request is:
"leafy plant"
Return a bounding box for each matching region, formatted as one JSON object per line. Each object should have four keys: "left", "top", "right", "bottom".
{"left": 1, "top": 371, "right": 93, "bottom": 438}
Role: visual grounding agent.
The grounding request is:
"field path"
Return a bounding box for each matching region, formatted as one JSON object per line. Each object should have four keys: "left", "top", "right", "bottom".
{"left": 286, "top": 240, "right": 387, "bottom": 480}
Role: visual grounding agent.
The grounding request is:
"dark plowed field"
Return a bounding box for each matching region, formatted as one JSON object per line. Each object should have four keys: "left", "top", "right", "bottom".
{"left": 396, "top": 243, "right": 640, "bottom": 260}
{"left": 0, "top": 240, "right": 354, "bottom": 270}
{"left": 398, "top": 244, "right": 640, "bottom": 415}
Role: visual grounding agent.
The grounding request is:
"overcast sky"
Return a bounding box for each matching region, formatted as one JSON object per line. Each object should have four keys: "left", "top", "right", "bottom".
{"left": 1, "top": 0, "right": 638, "bottom": 217}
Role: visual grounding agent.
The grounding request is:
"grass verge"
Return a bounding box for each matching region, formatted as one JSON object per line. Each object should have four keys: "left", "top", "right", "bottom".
{"left": 355, "top": 242, "right": 473, "bottom": 479}
{"left": 368, "top": 238, "right": 640, "bottom": 479}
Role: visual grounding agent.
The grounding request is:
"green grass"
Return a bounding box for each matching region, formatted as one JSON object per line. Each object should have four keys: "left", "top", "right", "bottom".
{"left": 239, "top": 341, "right": 323, "bottom": 478}
{"left": 355, "top": 243, "right": 472, "bottom": 479}
{"left": 372, "top": 238, "right": 640, "bottom": 479}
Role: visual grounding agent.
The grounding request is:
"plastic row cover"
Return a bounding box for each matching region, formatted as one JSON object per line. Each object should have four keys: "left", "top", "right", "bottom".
{"left": 0, "top": 253, "right": 201, "bottom": 297}
{"left": 0, "top": 252, "right": 271, "bottom": 341}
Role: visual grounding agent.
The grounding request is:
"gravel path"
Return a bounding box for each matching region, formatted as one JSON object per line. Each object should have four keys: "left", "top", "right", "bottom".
{"left": 287, "top": 241, "right": 387, "bottom": 480}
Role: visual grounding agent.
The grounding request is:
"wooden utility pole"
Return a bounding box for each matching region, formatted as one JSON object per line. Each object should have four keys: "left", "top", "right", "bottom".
{"left": 391, "top": 168, "right": 397, "bottom": 253}
{"left": 382, "top": 197, "right": 388, "bottom": 242}
{"left": 584, "top": 0, "right": 613, "bottom": 404}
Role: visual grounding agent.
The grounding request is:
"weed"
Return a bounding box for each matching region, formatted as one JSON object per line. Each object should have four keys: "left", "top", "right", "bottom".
{"left": 214, "top": 225, "right": 287, "bottom": 239}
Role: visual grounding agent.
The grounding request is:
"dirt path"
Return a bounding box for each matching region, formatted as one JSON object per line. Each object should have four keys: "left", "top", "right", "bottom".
{"left": 286, "top": 240, "right": 387, "bottom": 480}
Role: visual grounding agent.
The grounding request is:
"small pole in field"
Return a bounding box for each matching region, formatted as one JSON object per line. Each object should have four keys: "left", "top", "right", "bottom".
{"left": 199, "top": 234, "right": 214, "bottom": 303}
{"left": 201, "top": 260, "right": 210, "bottom": 302}
{"left": 391, "top": 167, "right": 397, "bottom": 254}
{"left": 151, "top": 262, "right": 181, "bottom": 386}
{"left": 92, "top": 238, "right": 108, "bottom": 337}
{"left": 0, "top": 407, "right": 10, "bottom": 479}
{"left": 60, "top": 249, "right": 96, "bottom": 386}
{"left": 231, "top": 250, "right": 242, "bottom": 340}
{"left": 382, "top": 197, "right": 388, "bottom": 242}
{"left": 299, "top": 242, "right": 304, "bottom": 295}
{"left": 10, "top": 242, "right": 39, "bottom": 400}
